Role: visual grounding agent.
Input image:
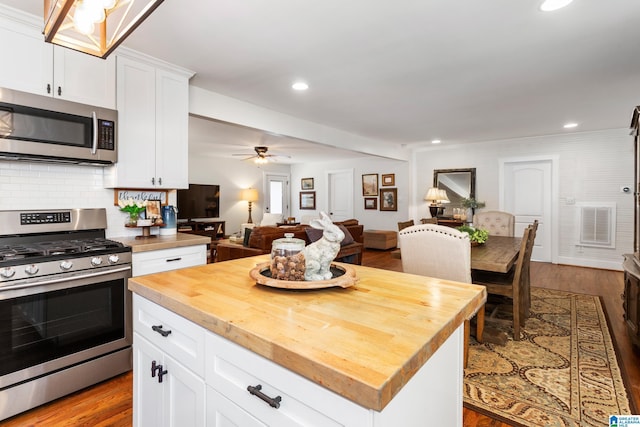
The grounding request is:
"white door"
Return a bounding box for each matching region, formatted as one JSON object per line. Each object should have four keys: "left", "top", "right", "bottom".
{"left": 501, "top": 158, "right": 555, "bottom": 262}
{"left": 264, "top": 173, "right": 290, "bottom": 218}
{"left": 327, "top": 169, "right": 354, "bottom": 222}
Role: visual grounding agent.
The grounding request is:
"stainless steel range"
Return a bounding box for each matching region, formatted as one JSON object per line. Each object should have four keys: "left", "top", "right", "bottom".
{"left": 0, "top": 208, "right": 132, "bottom": 421}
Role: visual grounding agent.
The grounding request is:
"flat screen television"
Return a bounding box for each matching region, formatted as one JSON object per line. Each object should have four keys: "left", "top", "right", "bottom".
{"left": 176, "top": 184, "right": 220, "bottom": 221}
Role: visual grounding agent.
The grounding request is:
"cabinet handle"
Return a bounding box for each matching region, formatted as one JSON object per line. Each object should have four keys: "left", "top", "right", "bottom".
{"left": 46, "top": 83, "right": 51, "bottom": 94}
{"left": 151, "top": 360, "right": 160, "bottom": 377}
{"left": 166, "top": 257, "right": 182, "bottom": 263}
{"left": 152, "top": 324, "right": 172, "bottom": 337}
{"left": 151, "top": 177, "right": 155, "bottom": 185}
{"left": 247, "top": 384, "right": 281, "bottom": 409}
{"left": 57, "top": 86, "right": 62, "bottom": 96}
{"left": 157, "top": 365, "right": 168, "bottom": 383}
{"left": 158, "top": 177, "right": 162, "bottom": 186}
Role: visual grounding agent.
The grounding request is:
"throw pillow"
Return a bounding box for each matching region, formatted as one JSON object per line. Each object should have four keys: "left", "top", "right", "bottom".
{"left": 243, "top": 228, "right": 253, "bottom": 247}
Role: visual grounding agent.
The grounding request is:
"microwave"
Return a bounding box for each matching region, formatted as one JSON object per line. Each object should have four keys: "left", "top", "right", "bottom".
{"left": 0, "top": 87, "right": 117, "bottom": 165}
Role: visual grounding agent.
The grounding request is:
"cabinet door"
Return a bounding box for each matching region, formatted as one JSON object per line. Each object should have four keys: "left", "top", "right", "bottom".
{"left": 0, "top": 17, "right": 52, "bottom": 96}
{"left": 133, "top": 333, "right": 165, "bottom": 427}
{"left": 155, "top": 68, "right": 189, "bottom": 189}
{"left": 134, "top": 333, "right": 206, "bottom": 427}
{"left": 113, "top": 56, "right": 157, "bottom": 188}
{"left": 53, "top": 46, "right": 116, "bottom": 108}
{"left": 164, "top": 353, "right": 206, "bottom": 427}
{"left": 207, "top": 387, "right": 267, "bottom": 427}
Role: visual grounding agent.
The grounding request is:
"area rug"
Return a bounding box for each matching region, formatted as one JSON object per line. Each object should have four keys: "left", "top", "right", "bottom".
{"left": 464, "top": 287, "right": 632, "bottom": 427}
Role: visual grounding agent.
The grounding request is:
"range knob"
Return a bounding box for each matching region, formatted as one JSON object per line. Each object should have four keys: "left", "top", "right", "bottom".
{"left": 0, "top": 267, "right": 15, "bottom": 279}
{"left": 60, "top": 260, "right": 73, "bottom": 271}
{"left": 108, "top": 254, "right": 120, "bottom": 264}
{"left": 91, "top": 257, "right": 103, "bottom": 267}
{"left": 25, "top": 264, "right": 39, "bottom": 275}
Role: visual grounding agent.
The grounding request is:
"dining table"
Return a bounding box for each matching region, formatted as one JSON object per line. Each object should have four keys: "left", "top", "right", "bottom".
{"left": 471, "top": 235, "right": 522, "bottom": 273}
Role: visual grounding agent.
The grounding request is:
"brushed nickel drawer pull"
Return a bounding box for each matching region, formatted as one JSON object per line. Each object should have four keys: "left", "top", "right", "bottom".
{"left": 247, "top": 384, "right": 281, "bottom": 409}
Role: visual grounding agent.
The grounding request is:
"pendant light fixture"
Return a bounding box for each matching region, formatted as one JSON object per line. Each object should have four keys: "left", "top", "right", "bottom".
{"left": 44, "top": 0, "right": 164, "bottom": 58}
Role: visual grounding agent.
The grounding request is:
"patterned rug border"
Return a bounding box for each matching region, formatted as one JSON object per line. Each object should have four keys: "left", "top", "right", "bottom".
{"left": 463, "top": 287, "right": 634, "bottom": 426}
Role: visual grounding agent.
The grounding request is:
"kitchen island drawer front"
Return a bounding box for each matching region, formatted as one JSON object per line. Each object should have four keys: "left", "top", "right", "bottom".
{"left": 134, "top": 294, "right": 205, "bottom": 376}
{"left": 207, "top": 387, "right": 267, "bottom": 427}
{"left": 205, "top": 331, "right": 369, "bottom": 427}
{"left": 132, "top": 244, "right": 206, "bottom": 276}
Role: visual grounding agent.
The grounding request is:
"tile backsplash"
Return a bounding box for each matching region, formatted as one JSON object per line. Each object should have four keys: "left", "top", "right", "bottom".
{"left": 0, "top": 161, "right": 137, "bottom": 238}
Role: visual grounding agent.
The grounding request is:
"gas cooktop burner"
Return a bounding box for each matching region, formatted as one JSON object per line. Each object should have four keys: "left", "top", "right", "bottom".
{"left": 0, "top": 239, "right": 127, "bottom": 263}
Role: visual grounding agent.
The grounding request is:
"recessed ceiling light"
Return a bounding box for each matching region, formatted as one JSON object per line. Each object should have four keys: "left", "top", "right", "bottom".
{"left": 540, "top": 0, "right": 574, "bottom": 12}
{"left": 563, "top": 122, "right": 578, "bottom": 129}
{"left": 292, "top": 82, "right": 309, "bottom": 91}
{"left": 431, "top": 139, "right": 441, "bottom": 144}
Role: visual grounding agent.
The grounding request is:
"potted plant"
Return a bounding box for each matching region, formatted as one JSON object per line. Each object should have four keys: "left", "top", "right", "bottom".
{"left": 457, "top": 225, "right": 489, "bottom": 246}
{"left": 461, "top": 197, "right": 486, "bottom": 217}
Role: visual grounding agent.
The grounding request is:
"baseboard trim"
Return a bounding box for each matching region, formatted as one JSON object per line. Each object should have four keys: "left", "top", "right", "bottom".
{"left": 555, "top": 256, "right": 623, "bottom": 271}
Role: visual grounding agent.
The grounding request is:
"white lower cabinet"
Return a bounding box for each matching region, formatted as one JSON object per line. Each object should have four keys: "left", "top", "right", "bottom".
{"left": 133, "top": 294, "right": 207, "bottom": 427}
{"left": 133, "top": 334, "right": 206, "bottom": 427}
{"left": 132, "top": 245, "right": 207, "bottom": 276}
{"left": 133, "top": 294, "right": 464, "bottom": 427}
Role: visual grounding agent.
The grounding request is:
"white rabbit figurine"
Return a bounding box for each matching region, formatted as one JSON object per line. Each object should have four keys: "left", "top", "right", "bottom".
{"left": 303, "top": 212, "right": 345, "bottom": 281}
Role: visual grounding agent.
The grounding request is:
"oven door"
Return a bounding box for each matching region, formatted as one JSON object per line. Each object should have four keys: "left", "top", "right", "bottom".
{"left": 0, "top": 265, "right": 131, "bottom": 389}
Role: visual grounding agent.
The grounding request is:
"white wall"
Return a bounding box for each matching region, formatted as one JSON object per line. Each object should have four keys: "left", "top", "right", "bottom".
{"left": 290, "top": 156, "right": 409, "bottom": 230}
{"left": 188, "top": 151, "right": 289, "bottom": 235}
{"left": 412, "top": 128, "right": 633, "bottom": 270}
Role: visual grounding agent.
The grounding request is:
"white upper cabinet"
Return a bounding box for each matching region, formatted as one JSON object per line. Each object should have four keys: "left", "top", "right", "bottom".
{"left": 0, "top": 10, "right": 115, "bottom": 109}
{"left": 103, "top": 53, "right": 192, "bottom": 189}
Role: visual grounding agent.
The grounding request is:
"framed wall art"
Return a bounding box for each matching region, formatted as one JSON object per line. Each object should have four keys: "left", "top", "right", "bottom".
{"left": 381, "top": 173, "right": 395, "bottom": 186}
{"left": 380, "top": 188, "right": 398, "bottom": 211}
{"left": 301, "top": 177, "right": 314, "bottom": 190}
{"left": 364, "top": 197, "right": 377, "bottom": 210}
{"left": 300, "top": 191, "right": 316, "bottom": 210}
{"left": 145, "top": 199, "right": 162, "bottom": 219}
{"left": 362, "top": 173, "right": 378, "bottom": 196}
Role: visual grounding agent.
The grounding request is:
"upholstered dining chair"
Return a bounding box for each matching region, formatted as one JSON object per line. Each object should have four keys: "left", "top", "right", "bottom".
{"left": 398, "top": 224, "right": 485, "bottom": 367}
{"left": 471, "top": 221, "right": 537, "bottom": 340}
{"left": 473, "top": 211, "right": 515, "bottom": 237}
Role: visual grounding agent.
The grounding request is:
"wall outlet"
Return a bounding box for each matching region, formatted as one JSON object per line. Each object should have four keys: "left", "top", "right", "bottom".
{"left": 566, "top": 197, "right": 575, "bottom": 205}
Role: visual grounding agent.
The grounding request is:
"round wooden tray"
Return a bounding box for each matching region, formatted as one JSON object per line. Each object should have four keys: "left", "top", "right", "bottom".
{"left": 249, "top": 262, "right": 358, "bottom": 290}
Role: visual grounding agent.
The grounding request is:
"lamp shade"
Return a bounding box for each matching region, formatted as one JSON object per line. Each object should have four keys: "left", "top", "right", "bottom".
{"left": 241, "top": 188, "right": 259, "bottom": 202}
{"left": 437, "top": 189, "right": 450, "bottom": 203}
{"left": 424, "top": 187, "right": 440, "bottom": 203}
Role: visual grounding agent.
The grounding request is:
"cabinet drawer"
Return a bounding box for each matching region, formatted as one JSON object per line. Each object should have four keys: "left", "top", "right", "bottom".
{"left": 132, "top": 244, "right": 206, "bottom": 276}
{"left": 134, "top": 294, "right": 205, "bottom": 376}
{"left": 205, "top": 332, "right": 368, "bottom": 427}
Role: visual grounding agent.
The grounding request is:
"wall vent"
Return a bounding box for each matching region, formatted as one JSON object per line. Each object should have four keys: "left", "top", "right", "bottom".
{"left": 576, "top": 202, "right": 616, "bottom": 248}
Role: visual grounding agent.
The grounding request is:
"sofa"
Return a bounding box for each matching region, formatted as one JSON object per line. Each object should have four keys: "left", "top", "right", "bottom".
{"left": 216, "top": 219, "right": 364, "bottom": 264}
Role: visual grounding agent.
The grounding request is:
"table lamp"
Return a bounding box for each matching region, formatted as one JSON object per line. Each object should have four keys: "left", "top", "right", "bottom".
{"left": 240, "top": 188, "right": 259, "bottom": 223}
{"left": 425, "top": 187, "right": 440, "bottom": 218}
{"left": 437, "top": 189, "right": 450, "bottom": 216}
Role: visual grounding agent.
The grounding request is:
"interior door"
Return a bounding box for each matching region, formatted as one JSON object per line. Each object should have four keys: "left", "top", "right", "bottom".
{"left": 327, "top": 169, "right": 354, "bottom": 222}
{"left": 264, "top": 173, "right": 290, "bottom": 218}
{"left": 501, "top": 158, "right": 554, "bottom": 262}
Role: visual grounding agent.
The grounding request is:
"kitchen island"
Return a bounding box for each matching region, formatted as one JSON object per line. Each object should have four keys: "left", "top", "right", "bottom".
{"left": 128, "top": 255, "right": 486, "bottom": 426}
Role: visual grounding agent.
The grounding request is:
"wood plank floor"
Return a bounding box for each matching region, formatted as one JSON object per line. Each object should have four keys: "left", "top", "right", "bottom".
{"left": 3, "top": 249, "right": 638, "bottom": 426}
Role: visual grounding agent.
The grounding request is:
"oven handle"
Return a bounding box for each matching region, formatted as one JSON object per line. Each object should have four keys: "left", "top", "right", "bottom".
{"left": 0, "top": 266, "right": 131, "bottom": 291}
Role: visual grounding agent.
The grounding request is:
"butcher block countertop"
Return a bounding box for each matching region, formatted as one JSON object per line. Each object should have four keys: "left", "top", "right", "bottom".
{"left": 112, "top": 232, "right": 210, "bottom": 252}
{"left": 127, "top": 255, "right": 486, "bottom": 411}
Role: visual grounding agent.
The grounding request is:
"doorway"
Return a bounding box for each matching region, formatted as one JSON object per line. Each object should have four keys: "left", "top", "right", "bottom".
{"left": 500, "top": 156, "right": 557, "bottom": 263}
{"left": 264, "top": 173, "right": 290, "bottom": 219}
{"left": 326, "top": 169, "right": 354, "bottom": 222}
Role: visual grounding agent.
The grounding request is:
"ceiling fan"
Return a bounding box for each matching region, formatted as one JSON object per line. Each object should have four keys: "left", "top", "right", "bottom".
{"left": 232, "top": 146, "right": 290, "bottom": 164}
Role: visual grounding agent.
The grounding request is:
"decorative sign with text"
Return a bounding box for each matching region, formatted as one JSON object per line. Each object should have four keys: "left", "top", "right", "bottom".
{"left": 113, "top": 189, "right": 168, "bottom": 206}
